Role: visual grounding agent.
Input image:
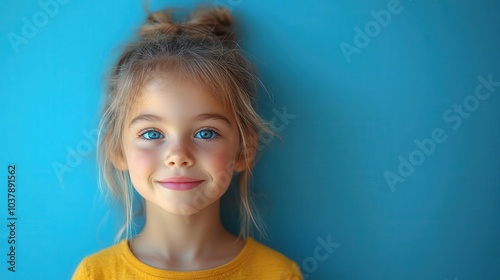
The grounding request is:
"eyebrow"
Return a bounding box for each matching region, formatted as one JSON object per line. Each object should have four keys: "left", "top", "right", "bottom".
{"left": 128, "top": 113, "right": 232, "bottom": 128}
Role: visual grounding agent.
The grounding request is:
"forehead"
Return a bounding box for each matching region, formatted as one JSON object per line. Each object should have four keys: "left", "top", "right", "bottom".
{"left": 126, "top": 77, "right": 233, "bottom": 123}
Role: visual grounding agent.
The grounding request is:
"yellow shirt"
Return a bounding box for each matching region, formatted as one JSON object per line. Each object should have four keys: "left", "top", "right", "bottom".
{"left": 72, "top": 237, "right": 303, "bottom": 279}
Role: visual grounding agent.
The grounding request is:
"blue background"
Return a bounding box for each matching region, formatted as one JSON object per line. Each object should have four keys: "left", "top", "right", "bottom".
{"left": 1, "top": 0, "right": 499, "bottom": 279}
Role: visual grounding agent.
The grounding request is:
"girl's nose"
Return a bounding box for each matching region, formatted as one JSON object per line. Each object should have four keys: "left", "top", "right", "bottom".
{"left": 164, "top": 139, "right": 194, "bottom": 168}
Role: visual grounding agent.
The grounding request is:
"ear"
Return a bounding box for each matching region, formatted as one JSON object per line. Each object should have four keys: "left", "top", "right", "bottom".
{"left": 105, "top": 134, "right": 128, "bottom": 171}
{"left": 234, "top": 130, "right": 258, "bottom": 173}
{"left": 109, "top": 149, "right": 128, "bottom": 171}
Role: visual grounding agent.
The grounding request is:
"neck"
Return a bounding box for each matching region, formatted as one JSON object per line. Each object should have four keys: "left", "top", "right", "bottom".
{"left": 131, "top": 200, "right": 237, "bottom": 262}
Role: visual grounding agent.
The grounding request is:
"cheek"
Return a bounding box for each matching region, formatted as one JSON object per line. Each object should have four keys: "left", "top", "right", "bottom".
{"left": 201, "top": 146, "right": 238, "bottom": 175}
{"left": 127, "top": 148, "right": 157, "bottom": 179}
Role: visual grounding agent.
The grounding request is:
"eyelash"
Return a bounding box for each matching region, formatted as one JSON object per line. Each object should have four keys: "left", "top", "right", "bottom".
{"left": 138, "top": 127, "right": 221, "bottom": 142}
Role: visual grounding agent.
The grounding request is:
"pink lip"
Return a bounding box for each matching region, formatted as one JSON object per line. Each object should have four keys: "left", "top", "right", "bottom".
{"left": 157, "top": 177, "right": 204, "bottom": 191}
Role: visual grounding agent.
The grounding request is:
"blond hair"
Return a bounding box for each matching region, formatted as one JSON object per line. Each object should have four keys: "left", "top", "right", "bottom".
{"left": 97, "top": 6, "right": 278, "bottom": 242}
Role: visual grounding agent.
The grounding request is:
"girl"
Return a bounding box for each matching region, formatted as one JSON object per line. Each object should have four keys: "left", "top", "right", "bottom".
{"left": 72, "top": 5, "right": 302, "bottom": 280}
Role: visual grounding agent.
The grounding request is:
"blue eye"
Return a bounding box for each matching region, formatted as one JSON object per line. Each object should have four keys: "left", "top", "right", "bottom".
{"left": 195, "top": 129, "right": 219, "bottom": 140}
{"left": 141, "top": 130, "right": 164, "bottom": 140}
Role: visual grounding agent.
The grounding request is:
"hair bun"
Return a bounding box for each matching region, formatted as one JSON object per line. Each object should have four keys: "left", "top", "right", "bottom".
{"left": 139, "top": 6, "right": 234, "bottom": 40}
{"left": 188, "top": 6, "right": 233, "bottom": 40}
{"left": 139, "top": 9, "right": 178, "bottom": 37}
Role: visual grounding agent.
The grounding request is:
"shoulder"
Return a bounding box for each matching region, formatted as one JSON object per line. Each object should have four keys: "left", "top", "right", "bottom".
{"left": 243, "top": 238, "right": 303, "bottom": 279}
{"left": 72, "top": 240, "right": 126, "bottom": 280}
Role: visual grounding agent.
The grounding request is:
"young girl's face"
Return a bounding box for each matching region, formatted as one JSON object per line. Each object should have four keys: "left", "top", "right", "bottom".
{"left": 118, "top": 77, "right": 244, "bottom": 216}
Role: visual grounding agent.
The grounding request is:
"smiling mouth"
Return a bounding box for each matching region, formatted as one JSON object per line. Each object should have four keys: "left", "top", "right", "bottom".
{"left": 156, "top": 180, "right": 204, "bottom": 191}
